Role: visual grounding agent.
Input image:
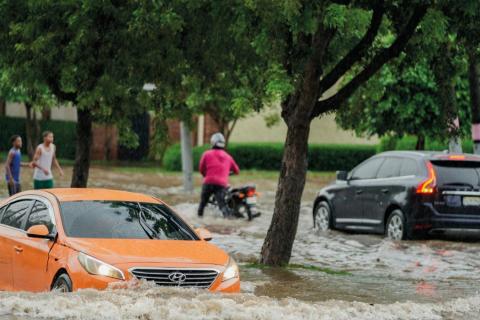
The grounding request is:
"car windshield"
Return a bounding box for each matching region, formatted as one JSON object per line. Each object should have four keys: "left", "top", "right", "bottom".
{"left": 59, "top": 201, "right": 197, "bottom": 240}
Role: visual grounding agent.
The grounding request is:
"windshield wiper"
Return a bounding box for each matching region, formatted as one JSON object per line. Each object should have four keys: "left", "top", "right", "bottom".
{"left": 136, "top": 203, "right": 157, "bottom": 239}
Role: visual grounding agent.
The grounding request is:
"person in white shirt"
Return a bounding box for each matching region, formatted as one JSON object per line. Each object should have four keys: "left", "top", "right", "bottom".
{"left": 31, "top": 131, "right": 64, "bottom": 189}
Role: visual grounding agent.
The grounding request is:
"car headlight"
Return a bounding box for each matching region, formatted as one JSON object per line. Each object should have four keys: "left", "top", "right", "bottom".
{"left": 78, "top": 252, "right": 125, "bottom": 280}
{"left": 222, "top": 257, "right": 239, "bottom": 282}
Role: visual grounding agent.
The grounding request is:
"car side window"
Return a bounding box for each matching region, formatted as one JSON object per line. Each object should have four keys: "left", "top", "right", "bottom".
{"left": 400, "top": 159, "right": 418, "bottom": 176}
{"left": 350, "top": 158, "right": 384, "bottom": 180}
{"left": 1, "top": 200, "right": 34, "bottom": 230}
{"left": 25, "top": 201, "right": 55, "bottom": 233}
{"left": 377, "top": 157, "right": 403, "bottom": 179}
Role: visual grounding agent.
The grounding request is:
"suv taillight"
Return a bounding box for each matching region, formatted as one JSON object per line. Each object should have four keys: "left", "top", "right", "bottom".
{"left": 416, "top": 161, "right": 437, "bottom": 194}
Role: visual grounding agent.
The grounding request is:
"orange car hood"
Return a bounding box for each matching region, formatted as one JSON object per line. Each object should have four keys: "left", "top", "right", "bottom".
{"left": 65, "top": 238, "right": 229, "bottom": 266}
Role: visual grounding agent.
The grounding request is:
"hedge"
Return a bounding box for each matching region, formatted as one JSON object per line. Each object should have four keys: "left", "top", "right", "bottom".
{"left": 378, "top": 135, "right": 474, "bottom": 153}
{"left": 0, "top": 116, "right": 76, "bottom": 159}
{"left": 163, "top": 143, "right": 377, "bottom": 171}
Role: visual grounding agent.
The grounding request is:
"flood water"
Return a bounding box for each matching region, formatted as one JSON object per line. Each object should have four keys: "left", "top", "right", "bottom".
{"left": 1, "top": 167, "right": 480, "bottom": 319}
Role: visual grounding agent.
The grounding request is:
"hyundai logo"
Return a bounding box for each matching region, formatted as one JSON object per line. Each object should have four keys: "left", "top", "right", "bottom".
{"left": 168, "top": 272, "right": 187, "bottom": 284}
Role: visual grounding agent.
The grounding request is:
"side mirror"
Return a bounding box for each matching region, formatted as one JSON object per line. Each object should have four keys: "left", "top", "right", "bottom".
{"left": 26, "top": 225, "right": 54, "bottom": 240}
{"left": 195, "top": 228, "right": 212, "bottom": 241}
{"left": 336, "top": 170, "right": 348, "bottom": 181}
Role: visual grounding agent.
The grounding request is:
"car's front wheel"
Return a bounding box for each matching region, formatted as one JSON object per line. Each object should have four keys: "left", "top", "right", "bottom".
{"left": 386, "top": 209, "right": 407, "bottom": 240}
{"left": 52, "top": 273, "right": 73, "bottom": 292}
{"left": 314, "top": 201, "right": 331, "bottom": 231}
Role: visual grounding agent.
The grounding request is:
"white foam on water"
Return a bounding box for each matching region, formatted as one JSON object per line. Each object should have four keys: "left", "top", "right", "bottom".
{"left": 173, "top": 201, "right": 480, "bottom": 283}
{"left": 0, "top": 285, "right": 478, "bottom": 320}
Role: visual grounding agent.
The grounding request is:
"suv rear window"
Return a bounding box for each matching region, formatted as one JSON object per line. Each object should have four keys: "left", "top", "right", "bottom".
{"left": 432, "top": 161, "right": 480, "bottom": 188}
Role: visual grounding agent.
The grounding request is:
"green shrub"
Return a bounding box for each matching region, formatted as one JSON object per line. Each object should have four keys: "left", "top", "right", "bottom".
{"left": 0, "top": 116, "right": 76, "bottom": 159}
{"left": 163, "top": 143, "right": 377, "bottom": 171}
{"left": 378, "top": 135, "right": 474, "bottom": 153}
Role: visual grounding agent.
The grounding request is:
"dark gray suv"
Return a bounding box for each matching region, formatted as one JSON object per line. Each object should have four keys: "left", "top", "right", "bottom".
{"left": 313, "top": 151, "right": 480, "bottom": 240}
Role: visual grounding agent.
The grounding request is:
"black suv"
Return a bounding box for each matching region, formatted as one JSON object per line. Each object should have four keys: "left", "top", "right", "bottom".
{"left": 313, "top": 151, "right": 480, "bottom": 240}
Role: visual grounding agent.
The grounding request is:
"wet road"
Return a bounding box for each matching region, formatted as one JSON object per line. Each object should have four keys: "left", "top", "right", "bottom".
{"left": 1, "top": 166, "right": 480, "bottom": 319}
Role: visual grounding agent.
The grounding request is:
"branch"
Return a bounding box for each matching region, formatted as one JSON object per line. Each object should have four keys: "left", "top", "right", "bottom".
{"left": 318, "top": 1, "right": 385, "bottom": 94}
{"left": 46, "top": 76, "right": 77, "bottom": 103}
{"left": 311, "top": 4, "right": 428, "bottom": 119}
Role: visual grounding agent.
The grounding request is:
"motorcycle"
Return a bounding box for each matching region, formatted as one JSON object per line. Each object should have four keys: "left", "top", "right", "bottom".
{"left": 208, "top": 184, "right": 261, "bottom": 220}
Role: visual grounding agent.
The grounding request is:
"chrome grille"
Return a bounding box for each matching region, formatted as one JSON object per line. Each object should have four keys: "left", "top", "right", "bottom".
{"left": 130, "top": 268, "right": 219, "bottom": 288}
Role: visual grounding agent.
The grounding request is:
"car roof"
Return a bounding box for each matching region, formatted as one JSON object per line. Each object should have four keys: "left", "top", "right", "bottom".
{"left": 377, "top": 150, "right": 480, "bottom": 161}
{"left": 44, "top": 188, "right": 161, "bottom": 203}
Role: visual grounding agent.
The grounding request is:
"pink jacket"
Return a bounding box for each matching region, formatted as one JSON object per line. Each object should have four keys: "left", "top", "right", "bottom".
{"left": 199, "top": 149, "right": 239, "bottom": 187}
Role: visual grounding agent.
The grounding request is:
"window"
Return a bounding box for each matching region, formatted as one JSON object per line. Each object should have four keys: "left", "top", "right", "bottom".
{"left": 350, "top": 158, "right": 384, "bottom": 180}
{"left": 60, "top": 201, "right": 197, "bottom": 240}
{"left": 432, "top": 161, "right": 480, "bottom": 187}
{"left": 1, "top": 200, "right": 33, "bottom": 230}
{"left": 25, "top": 201, "right": 55, "bottom": 233}
{"left": 400, "top": 159, "right": 418, "bottom": 176}
{"left": 377, "top": 158, "right": 403, "bottom": 178}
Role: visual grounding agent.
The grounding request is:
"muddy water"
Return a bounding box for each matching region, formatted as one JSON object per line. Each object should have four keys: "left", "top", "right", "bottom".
{"left": 1, "top": 166, "right": 480, "bottom": 319}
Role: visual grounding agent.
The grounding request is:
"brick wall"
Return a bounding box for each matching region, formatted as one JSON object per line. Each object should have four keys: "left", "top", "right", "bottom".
{"left": 167, "top": 117, "right": 213, "bottom": 146}
{"left": 90, "top": 124, "right": 118, "bottom": 160}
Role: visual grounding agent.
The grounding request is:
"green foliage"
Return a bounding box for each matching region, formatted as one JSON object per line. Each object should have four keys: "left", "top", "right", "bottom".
{"left": 163, "top": 143, "right": 376, "bottom": 172}
{"left": 0, "top": 116, "right": 76, "bottom": 159}
{"left": 0, "top": 0, "right": 168, "bottom": 146}
{"left": 336, "top": 52, "right": 470, "bottom": 141}
{"left": 378, "top": 135, "right": 473, "bottom": 153}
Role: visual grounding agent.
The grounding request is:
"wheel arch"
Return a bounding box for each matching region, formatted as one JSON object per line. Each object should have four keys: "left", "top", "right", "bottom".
{"left": 384, "top": 204, "right": 403, "bottom": 231}
{"left": 313, "top": 196, "right": 332, "bottom": 226}
{"left": 50, "top": 268, "right": 69, "bottom": 290}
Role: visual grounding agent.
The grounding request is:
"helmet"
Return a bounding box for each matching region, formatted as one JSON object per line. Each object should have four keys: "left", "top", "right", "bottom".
{"left": 210, "top": 132, "right": 225, "bottom": 148}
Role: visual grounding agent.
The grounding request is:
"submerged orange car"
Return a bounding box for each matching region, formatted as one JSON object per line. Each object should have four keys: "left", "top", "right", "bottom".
{"left": 0, "top": 188, "right": 240, "bottom": 292}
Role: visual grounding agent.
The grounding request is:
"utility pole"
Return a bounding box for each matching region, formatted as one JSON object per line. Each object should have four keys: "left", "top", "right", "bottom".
{"left": 448, "top": 117, "right": 463, "bottom": 153}
{"left": 180, "top": 121, "right": 194, "bottom": 193}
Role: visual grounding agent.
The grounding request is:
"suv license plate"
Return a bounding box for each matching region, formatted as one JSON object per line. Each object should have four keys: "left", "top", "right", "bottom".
{"left": 463, "top": 196, "right": 480, "bottom": 206}
{"left": 246, "top": 197, "right": 257, "bottom": 204}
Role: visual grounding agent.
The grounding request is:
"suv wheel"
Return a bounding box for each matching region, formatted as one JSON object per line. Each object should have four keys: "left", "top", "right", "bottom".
{"left": 314, "top": 202, "right": 331, "bottom": 231}
{"left": 386, "top": 209, "right": 407, "bottom": 240}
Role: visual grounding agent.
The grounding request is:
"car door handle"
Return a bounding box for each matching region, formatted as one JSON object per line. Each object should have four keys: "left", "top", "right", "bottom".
{"left": 381, "top": 188, "right": 389, "bottom": 194}
{"left": 355, "top": 190, "right": 363, "bottom": 195}
{"left": 14, "top": 246, "right": 23, "bottom": 253}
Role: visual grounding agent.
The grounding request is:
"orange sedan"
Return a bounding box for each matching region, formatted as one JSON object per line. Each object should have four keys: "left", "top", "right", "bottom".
{"left": 0, "top": 188, "right": 240, "bottom": 292}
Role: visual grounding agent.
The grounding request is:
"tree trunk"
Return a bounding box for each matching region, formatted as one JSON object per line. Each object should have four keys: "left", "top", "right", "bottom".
{"left": 260, "top": 118, "right": 310, "bottom": 265}
{"left": 0, "top": 99, "right": 5, "bottom": 117}
{"left": 71, "top": 108, "right": 93, "bottom": 188}
{"left": 468, "top": 51, "right": 480, "bottom": 154}
{"left": 180, "top": 121, "right": 194, "bottom": 193}
{"left": 25, "top": 102, "right": 40, "bottom": 160}
{"left": 224, "top": 119, "right": 237, "bottom": 147}
{"left": 260, "top": 24, "right": 333, "bottom": 266}
{"left": 415, "top": 134, "right": 425, "bottom": 150}
{"left": 41, "top": 109, "right": 51, "bottom": 121}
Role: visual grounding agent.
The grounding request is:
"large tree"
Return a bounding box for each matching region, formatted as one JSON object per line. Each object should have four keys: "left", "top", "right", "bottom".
{"left": 228, "top": 1, "right": 431, "bottom": 266}
{"left": 0, "top": 1, "right": 183, "bottom": 187}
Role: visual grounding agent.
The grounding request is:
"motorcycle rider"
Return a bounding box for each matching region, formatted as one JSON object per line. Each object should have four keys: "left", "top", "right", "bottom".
{"left": 198, "top": 133, "right": 239, "bottom": 218}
